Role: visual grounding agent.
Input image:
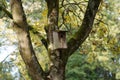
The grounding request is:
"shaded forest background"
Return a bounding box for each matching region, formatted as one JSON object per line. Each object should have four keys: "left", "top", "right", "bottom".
{"left": 0, "top": 0, "right": 120, "bottom": 80}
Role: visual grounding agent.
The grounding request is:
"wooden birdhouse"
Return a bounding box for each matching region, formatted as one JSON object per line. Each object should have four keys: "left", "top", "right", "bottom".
{"left": 52, "top": 30, "right": 67, "bottom": 50}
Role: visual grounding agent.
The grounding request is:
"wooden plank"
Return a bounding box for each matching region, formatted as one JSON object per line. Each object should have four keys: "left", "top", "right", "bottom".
{"left": 52, "top": 31, "right": 67, "bottom": 50}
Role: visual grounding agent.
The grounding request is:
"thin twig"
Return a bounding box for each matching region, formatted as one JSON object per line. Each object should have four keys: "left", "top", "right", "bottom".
{"left": 1, "top": 54, "right": 11, "bottom": 63}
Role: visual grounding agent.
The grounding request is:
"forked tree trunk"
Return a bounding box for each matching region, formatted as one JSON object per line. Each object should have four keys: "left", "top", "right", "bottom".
{"left": 9, "top": 0, "right": 102, "bottom": 80}
{"left": 10, "top": 0, "right": 44, "bottom": 80}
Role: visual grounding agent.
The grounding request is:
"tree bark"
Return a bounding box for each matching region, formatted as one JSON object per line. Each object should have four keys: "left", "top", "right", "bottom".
{"left": 45, "top": 0, "right": 66, "bottom": 80}
{"left": 10, "top": 0, "right": 44, "bottom": 80}
{"left": 62, "top": 0, "right": 102, "bottom": 62}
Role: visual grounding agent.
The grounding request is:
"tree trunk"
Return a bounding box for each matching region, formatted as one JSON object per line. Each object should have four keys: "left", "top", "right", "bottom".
{"left": 10, "top": 0, "right": 44, "bottom": 80}
{"left": 45, "top": 0, "right": 66, "bottom": 80}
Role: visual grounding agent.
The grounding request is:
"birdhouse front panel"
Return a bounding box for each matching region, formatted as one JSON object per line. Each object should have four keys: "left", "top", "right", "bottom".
{"left": 52, "top": 31, "right": 67, "bottom": 50}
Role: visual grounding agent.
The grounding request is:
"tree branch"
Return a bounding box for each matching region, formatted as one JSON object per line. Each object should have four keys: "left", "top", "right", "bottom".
{"left": 63, "top": 0, "right": 102, "bottom": 60}
{"left": 60, "top": 1, "right": 86, "bottom": 8}
{"left": 10, "top": 0, "right": 45, "bottom": 80}
{"left": 1, "top": 54, "right": 11, "bottom": 63}
{"left": 0, "top": 6, "right": 13, "bottom": 19}
{"left": 0, "top": 5, "right": 48, "bottom": 50}
{"left": 29, "top": 26, "right": 48, "bottom": 49}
